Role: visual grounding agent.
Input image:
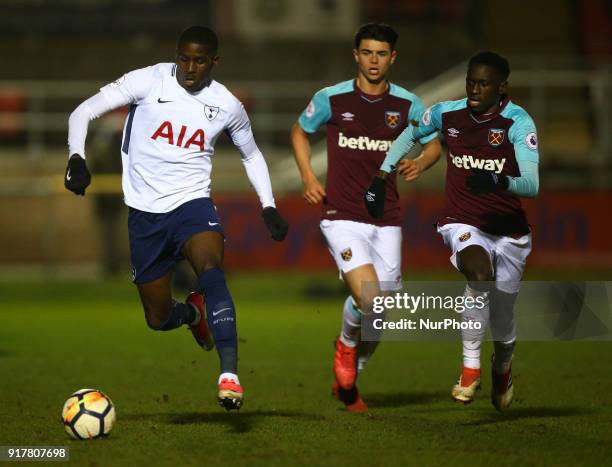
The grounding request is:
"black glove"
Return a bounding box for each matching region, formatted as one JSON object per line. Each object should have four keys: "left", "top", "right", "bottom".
{"left": 262, "top": 207, "right": 289, "bottom": 241}
{"left": 364, "top": 176, "right": 386, "bottom": 219}
{"left": 466, "top": 169, "right": 509, "bottom": 194}
{"left": 64, "top": 154, "right": 91, "bottom": 195}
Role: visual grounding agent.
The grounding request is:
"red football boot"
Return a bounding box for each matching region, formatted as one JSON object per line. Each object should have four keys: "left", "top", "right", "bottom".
{"left": 218, "top": 377, "right": 244, "bottom": 411}
{"left": 186, "top": 292, "right": 214, "bottom": 351}
{"left": 334, "top": 338, "right": 357, "bottom": 389}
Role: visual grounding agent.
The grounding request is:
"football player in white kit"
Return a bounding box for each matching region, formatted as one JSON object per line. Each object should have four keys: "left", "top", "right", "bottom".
{"left": 65, "top": 26, "right": 289, "bottom": 411}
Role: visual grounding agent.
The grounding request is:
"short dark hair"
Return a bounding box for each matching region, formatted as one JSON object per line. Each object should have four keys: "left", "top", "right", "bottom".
{"left": 354, "top": 23, "right": 398, "bottom": 50}
{"left": 468, "top": 51, "right": 510, "bottom": 80}
{"left": 177, "top": 26, "right": 218, "bottom": 54}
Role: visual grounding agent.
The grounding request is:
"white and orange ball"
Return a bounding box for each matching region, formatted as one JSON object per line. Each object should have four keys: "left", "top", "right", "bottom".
{"left": 61, "top": 389, "right": 116, "bottom": 440}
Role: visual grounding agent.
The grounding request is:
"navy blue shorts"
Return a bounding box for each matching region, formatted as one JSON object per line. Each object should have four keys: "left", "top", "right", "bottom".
{"left": 128, "top": 197, "right": 224, "bottom": 284}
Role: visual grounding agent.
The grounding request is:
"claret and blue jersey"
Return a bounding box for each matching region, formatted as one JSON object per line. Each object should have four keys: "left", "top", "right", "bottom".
{"left": 298, "top": 79, "right": 436, "bottom": 226}
{"left": 390, "top": 96, "right": 539, "bottom": 236}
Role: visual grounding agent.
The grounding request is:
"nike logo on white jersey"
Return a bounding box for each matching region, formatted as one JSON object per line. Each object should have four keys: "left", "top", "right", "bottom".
{"left": 212, "top": 307, "right": 231, "bottom": 317}
{"left": 208, "top": 221, "right": 219, "bottom": 226}
{"left": 157, "top": 98, "right": 172, "bottom": 103}
{"left": 66, "top": 169, "right": 71, "bottom": 181}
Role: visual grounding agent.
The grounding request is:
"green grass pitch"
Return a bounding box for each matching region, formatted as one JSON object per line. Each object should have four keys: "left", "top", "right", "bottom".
{"left": 1, "top": 272, "right": 611, "bottom": 466}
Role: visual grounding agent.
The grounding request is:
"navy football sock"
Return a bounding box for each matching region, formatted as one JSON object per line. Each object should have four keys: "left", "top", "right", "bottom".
{"left": 152, "top": 300, "right": 197, "bottom": 331}
{"left": 198, "top": 268, "right": 238, "bottom": 374}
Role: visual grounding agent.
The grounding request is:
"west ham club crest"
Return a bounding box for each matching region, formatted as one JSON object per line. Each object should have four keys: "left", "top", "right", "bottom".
{"left": 385, "top": 111, "right": 400, "bottom": 129}
{"left": 488, "top": 128, "right": 505, "bottom": 147}
{"left": 340, "top": 248, "right": 353, "bottom": 261}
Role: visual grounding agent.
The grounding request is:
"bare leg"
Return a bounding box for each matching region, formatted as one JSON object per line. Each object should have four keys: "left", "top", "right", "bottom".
{"left": 136, "top": 271, "right": 197, "bottom": 330}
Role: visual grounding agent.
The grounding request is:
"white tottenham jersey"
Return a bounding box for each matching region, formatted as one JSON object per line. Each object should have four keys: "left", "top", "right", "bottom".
{"left": 70, "top": 63, "right": 273, "bottom": 213}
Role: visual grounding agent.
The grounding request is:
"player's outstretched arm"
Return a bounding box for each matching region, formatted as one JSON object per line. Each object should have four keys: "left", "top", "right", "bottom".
{"left": 363, "top": 124, "right": 420, "bottom": 218}
{"left": 236, "top": 138, "right": 289, "bottom": 241}
{"left": 65, "top": 93, "right": 115, "bottom": 196}
{"left": 380, "top": 124, "right": 419, "bottom": 173}
{"left": 290, "top": 122, "right": 326, "bottom": 205}
{"left": 228, "top": 97, "right": 289, "bottom": 241}
{"left": 66, "top": 85, "right": 134, "bottom": 196}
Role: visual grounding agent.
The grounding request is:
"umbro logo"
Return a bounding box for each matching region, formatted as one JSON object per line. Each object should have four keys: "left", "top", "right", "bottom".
{"left": 341, "top": 112, "right": 355, "bottom": 121}
{"left": 157, "top": 98, "right": 173, "bottom": 104}
{"left": 447, "top": 128, "right": 460, "bottom": 138}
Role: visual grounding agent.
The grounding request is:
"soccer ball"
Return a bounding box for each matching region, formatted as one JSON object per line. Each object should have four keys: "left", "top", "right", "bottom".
{"left": 61, "top": 389, "right": 116, "bottom": 440}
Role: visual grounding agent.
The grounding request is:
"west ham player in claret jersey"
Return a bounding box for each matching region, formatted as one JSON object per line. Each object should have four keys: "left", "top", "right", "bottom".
{"left": 64, "top": 26, "right": 288, "bottom": 411}
{"left": 366, "top": 51, "right": 539, "bottom": 411}
{"left": 291, "top": 23, "right": 441, "bottom": 412}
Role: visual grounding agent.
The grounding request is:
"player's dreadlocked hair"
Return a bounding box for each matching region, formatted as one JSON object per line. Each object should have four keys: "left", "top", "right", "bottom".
{"left": 354, "top": 23, "right": 398, "bottom": 50}
{"left": 177, "top": 26, "right": 218, "bottom": 54}
{"left": 468, "top": 51, "right": 510, "bottom": 80}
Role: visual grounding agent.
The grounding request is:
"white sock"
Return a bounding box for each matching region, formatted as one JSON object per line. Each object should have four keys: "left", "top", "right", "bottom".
{"left": 340, "top": 296, "right": 360, "bottom": 348}
{"left": 356, "top": 305, "right": 385, "bottom": 373}
{"left": 357, "top": 341, "right": 380, "bottom": 373}
{"left": 218, "top": 372, "right": 239, "bottom": 384}
{"left": 463, "top": 340, "right": 481, "bottom": 369}
{"left": 461, "top": 285, "right": 489, "bottom": 369}
{"left": 490, "top": 288, "right": 518, "bottom": 343}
